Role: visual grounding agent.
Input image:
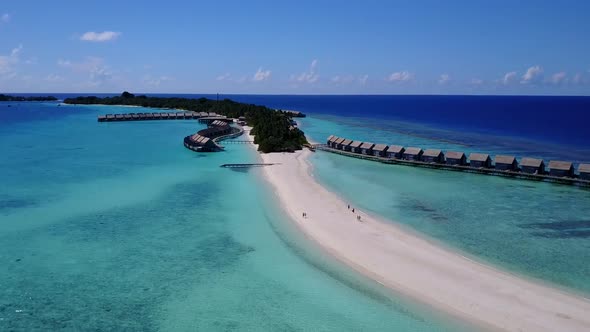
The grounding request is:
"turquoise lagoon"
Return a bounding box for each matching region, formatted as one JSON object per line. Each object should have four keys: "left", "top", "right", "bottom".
{"left": 0, "top": 103, "right": 468, "bottom": 330}
{"left": 299, "top": 115, "right": 590, "bottom": 295}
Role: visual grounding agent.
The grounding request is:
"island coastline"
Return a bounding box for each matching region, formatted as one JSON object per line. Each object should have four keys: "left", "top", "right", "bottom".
{"left": 243, "top": 127, "right": 590, "bottom": 332}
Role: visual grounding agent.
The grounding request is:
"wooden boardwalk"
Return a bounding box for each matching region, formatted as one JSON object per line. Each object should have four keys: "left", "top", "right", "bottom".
{"left": 97, "top": 111, "right": 224, "bottom": 122}
{"left": 220, "top": 163, "right": 276, "bottom": 168}
{"left": 314, "top": 144, "right": 590, "bottom": 188}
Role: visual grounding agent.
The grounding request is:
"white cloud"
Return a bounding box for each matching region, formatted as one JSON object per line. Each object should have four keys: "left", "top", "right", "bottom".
{"left": 0, "top": 44, "right": 23, "bottom": 77}
{"left": 502, "top": 71, "right": 517, "bottom": 85}
{"left": 216, "top": 73, "right": 231, "bottom": 81}
{"left": 45, "top": 74, "right": 64, "bottom": 82}
{"left": 1, "top": 13, "right": 10, "bottom": 23}
{"left": 438, "top": 73, "right": 451, "bottom": 85}
{"left": 359, "top": 74, "right": 368, "bottom": 85}
{"left": 549, "top": 71, "right": 567, "bottom": 85}
{"left": 331, "top": 75, "right": 355, "bottom": 84}
{"left": 521, "top": 65, "right": 543, "bottom": 84}
{"left": 387, "top": 71, "right": 414, "bottom": 82}
{"left": 572, "top": 72, "right": 589, "bottom": 85}
{"left": 470, "top": 78, "right": 483, "bottom": 85}
{"left": 143, "top": 75, "right": 173, "bottom": 87}
{"left": 292, "top": 59, "right": 319, "bottom": 83}
{"left": 80, "top": 31, "right": 121, "bottom": 42}
{"left": 253, "top": 67, "right": 271, "bottom": 81}
{"left": 58, "top": 56, "right": 113, "bottom": 86}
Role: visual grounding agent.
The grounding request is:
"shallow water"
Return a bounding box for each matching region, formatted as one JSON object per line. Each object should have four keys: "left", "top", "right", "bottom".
{"left": 299, "top": 115, "right": 590, "bottom": 295}
{"left": 0, "top": 103, "right": 465, "bottom": 330}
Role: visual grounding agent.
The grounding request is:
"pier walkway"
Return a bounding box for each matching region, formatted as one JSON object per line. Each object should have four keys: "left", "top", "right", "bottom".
{"left": 314, "top": 144, "right": 590, "bottom": 187}
{"left": 97, "top": 111, "right": 226, "bottom": 122}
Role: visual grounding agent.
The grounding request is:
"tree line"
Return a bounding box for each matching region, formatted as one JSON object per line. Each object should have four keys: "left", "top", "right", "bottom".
{"left": 64, "top": 92, "right": 308, "bottom": 153}
{"left": 0, "top": 94, "right": 58, "bottom": 102}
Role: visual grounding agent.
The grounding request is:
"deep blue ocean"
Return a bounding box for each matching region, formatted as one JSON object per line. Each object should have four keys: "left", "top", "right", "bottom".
{"left": 1, "top": 94, "right": 589, "bottom": 330}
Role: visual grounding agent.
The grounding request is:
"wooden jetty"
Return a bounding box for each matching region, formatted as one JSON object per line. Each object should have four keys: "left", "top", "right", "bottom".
{"left": 220, "top": 163, "right": 277, "bottom": 168}
{"left": 97, "top": 111, "right": 224, "bottom": 122}
{"left": 317, "top": 135, "right": 590, "bottom": 188}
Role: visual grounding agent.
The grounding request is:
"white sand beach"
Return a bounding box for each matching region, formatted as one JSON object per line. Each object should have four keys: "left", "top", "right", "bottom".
{"left": 245, "top": 129, "right": 590, "bottom": 331}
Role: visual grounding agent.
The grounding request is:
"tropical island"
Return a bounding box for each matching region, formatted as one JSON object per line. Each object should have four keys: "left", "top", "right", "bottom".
{"left": 0, "top": 94, "right": 58, "bottom": 102}
{"left": 64, "top": 92, "right": 308, "bottom": 153}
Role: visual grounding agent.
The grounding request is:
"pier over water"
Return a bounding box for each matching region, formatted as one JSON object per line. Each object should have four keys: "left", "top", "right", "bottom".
{"left": 320, "top": 135, "right": 590, "bottom": 187}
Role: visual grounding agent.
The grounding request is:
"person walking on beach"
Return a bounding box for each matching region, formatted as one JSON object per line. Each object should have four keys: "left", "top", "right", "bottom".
{"left": 352, "top": 208, "right": 355, "bottom": 213}
{"left": 347, "top": 204, "right": 350, "bottom": 209}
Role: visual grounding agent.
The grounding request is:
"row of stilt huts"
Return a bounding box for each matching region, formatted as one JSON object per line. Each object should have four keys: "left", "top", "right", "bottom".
{"left": 97, "top": 111, "right": 225, "bottom": 122}
{"left": 184, "top": 120, "right": 238, "bottom": 152}
{"left": 326, "top": 135, "right": 590, "bottom": 181}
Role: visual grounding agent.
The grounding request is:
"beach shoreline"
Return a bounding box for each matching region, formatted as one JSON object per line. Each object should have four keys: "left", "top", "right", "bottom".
{"left": 243, "top": 127, "right": 590, "bottom": 331}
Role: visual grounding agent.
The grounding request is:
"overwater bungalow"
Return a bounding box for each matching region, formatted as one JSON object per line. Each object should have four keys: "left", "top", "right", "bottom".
{"left": 106, "top": 114, "right": 115, "bottom": 121}
{"left": 469, "top": 153, "right": 492, "bottom": 168}
{"left": 445, "top": 151, "right": 466, "bottom": 165}
{"left": 360, "top": 142, "right": 375, "bottom": 155}
{"left": 168, "top": 112, "right": 177, "bottom": 119}
{"left": 520, "top": 158, "right": 545, "bottom": 174}
{"left": 422, "top": 149, "right": 444, "bottom": 163}
{"left": 403, "top": 147, "right": 423, "bottom": 161}
{"left": 342, "top": 139, "right": 353, "bottom": 151}
{"left": 350, "top": 141, "right": 363, "bottom": 153}
{"left": 579, "top": 164, "right": 590, "bottom": 180}
{"left": 372, "top": 144, "right": 388, "bottom": 157}
{"left": 386, "top": 145, "right": 405, "bottom": 159}
{"left": 329, "top": 136, "right": 340, "bottom": 148}
{"left": 326, "top": 135, "right": 335, "bottom": 145}
{"left": 548, "top": 160, "right": 574, "bottom": 177}
{"left": 115, "top": 114, "right": 124, "bottom": 121}
{"left": 495, "top": 155, "right": 518, "bottom": 171}
{"left": 335, "top": 137, "right": 346, "bottom": 149}
{"left": 98, "top": 115, "right": 106, "bottom": 121}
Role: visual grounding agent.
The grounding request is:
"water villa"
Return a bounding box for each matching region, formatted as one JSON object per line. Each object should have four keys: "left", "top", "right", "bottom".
{"left": 520, "top": 158, "right": 545, "bottom": 174}
{"left": 403, "top": 147, "right": 423, "bottom": 161}
{"left": 422, "top": 149, "right": 444, "bottom": 163}
{"left": 470, "top": 153, "right": 492, "bottom": 168}
{"left": 495, "top": 155, "right": 518, "bottom": 171}
{"left": 372, "top": 144, "right": 389, "bottom": 157}
{"left": 446, "top": 151, "right": 467, "bottom": 165}
{"left": 315, "top": 135, "right": 590, "bottom": 187}
{"left": 97, "top": 111, "right": 219, "bottom": 122}
{"left": 549, "top": 161, "right": 574, "bottom": 177}
{"left": 350, "top": 141, "right": 363, "bottom": 153}
{"left": 360, "top": 142, "right": 375, "bottom": 155}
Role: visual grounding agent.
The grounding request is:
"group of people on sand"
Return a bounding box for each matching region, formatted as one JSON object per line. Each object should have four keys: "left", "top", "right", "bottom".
{"left": 347, "top": 204, "right": 362, "bottom": 222}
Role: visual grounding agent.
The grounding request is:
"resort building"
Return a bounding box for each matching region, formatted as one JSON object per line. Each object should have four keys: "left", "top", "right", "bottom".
{"left": 328, "top": 136, "right": 340, "bottom": 148}
{"left": 445, "top": 151, "right": 467, "bottom": 165}
{"left": 327, "top": 135, "right": 335, "bottom": 145}
{"left": 403, "top": 147, "right": 423, "bottom": 161}
{"left": 548, "top": 160, "right": 574, "bottom": 177}
{"left": 520, "top": 158, "right": 545, "bottom": 174}
{"left": 350, "top": 141, "right": 363, "bottom": 153}
{"left": 386, "top": 145, "right": 405, "bottom": 159}
{"left": 335, "top": 137, "right": 346, "bottom": 149}
{"left": 360, "top": 142, "right": 375, "bottom": 155}
{"left": 341, "top": 139, "right": 353, "bottom": 151}
{"left": 495, "top": 155, "right": 518, "bottom": 171}
{"left": 372, "top": 144, "right": 389, "bottom": 157}
{"left": 579, "top": 164, "right": 590, "bottom": 180}
{"left": 469, "top": 153, "right": 492, "bottom": 168}
{"left": 421, "top": 149, "right": 444, "bottom": 163}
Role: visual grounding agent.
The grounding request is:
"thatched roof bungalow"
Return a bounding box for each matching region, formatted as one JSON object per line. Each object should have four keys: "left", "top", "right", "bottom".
{"left": 469, "top": 153, "right": 492, "bottom": 168}
{"left": 446, "top": 151, "right": 466, "bottom": 165}
{"left": 422, "top": 149, "right": 444, "bottom": 163}
{"left": 548, "top": 160, "right": 574, "bottom": 177}
{"left": 520, "top": 158, "right": 545, "bottom": 174}
{"left": 341, "top": 139, "right": 353, "bottom": 151}
{"left": 403, "top": 147, "right": 423, "bottom": 161}
{"left": 350, "top": 141, "right": 363, "bottom": 153}
{"left": 360, "top": 142, "right": 375, "bottom": 155}
{"left": 386, "top": 145, "right": 405, "bottom": 159}
{"left": 495, "top": 155, "right": 518, "bottom": 171}
{"left": 327, "top": 135, "right": 335, "bottom": 145}
{"left": 372, "top": 144, "right": 389, "bottom": 157}
{"left": 579, "top": 164, "right": 590, "bottom": 180}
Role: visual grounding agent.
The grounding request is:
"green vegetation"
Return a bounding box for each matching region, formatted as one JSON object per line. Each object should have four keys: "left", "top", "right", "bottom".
{"left": 0, "top": 94, "right": 58, "bottom": 102}
{"left": 64, "top": 92, "right": 308, "bottom": 153}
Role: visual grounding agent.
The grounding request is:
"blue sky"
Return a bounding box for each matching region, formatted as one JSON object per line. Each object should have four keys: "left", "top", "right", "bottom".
{"left": 1, "top": 1, "right": 589, "bottom": 95}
